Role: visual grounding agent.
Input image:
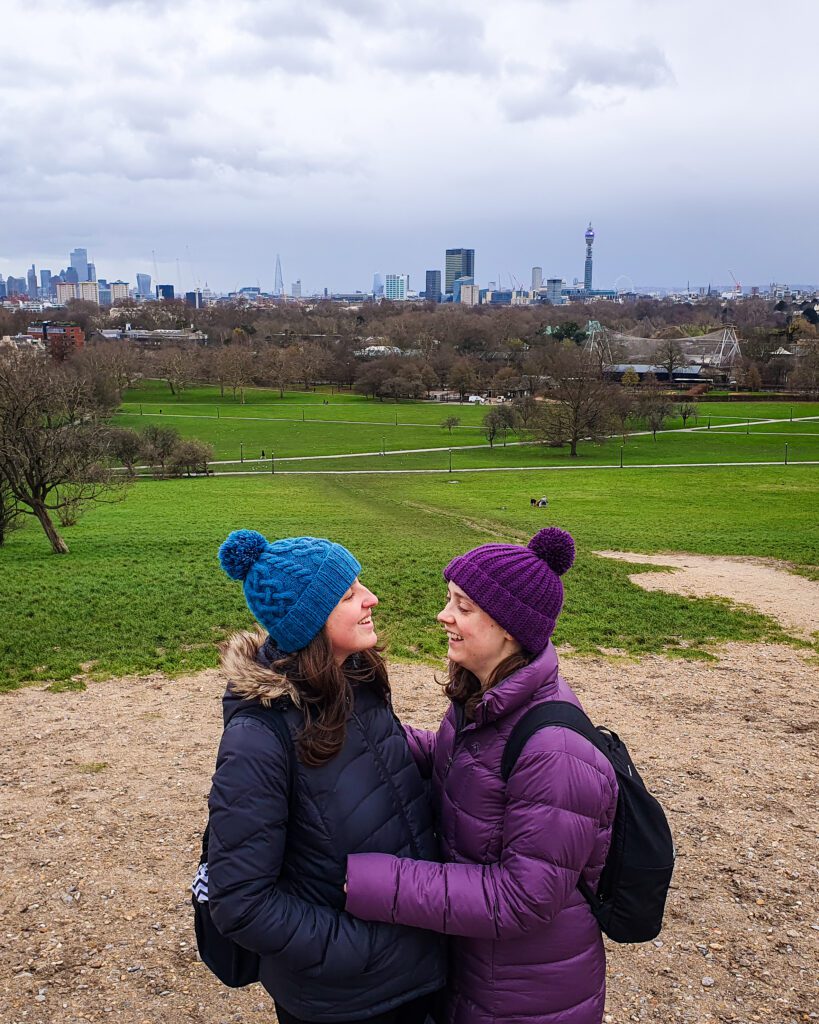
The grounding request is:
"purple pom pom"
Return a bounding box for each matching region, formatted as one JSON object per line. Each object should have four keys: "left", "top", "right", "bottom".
{"left": 219, "top": 529, "right": 269, "bottom": 581}
{"left": 528, "top": 527, "right": 575, "bottom": 576}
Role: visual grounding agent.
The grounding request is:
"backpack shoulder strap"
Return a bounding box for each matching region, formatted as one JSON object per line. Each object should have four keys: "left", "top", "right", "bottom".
{"left": 501, "top": 700, "right": 611, "bottom": 782}
{"left": 229, "top": 704, "right": 296, "bottom": 804}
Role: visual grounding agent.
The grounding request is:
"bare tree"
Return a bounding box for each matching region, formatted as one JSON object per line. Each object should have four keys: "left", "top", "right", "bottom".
{"left": 158, "top": 346, "right": 198, "bottom": 397}
{"left": 167, "top": 439, "right": 214, "bottom": 477}
{"left": 223, "top": 347, "right": 256, "bottom": 404}
{"left": 108, "top": 426, "right": 143, "bottom": 476}
{"left": 652, "top": 338, "right": 688, "bottom": 384}
{"left": 537, "top": 344, "right": 615, "bottom": 457}
{"left": 0, "top": 471, "right": 21, "bottom": 546}
{"left": 510, "top": 395, "right": 540, "bottom": 430}
{"left": 676, "top": 401, "right": 698, "bottom": 427}
{"left": 638, "top": 377, "right": 674, "bottom": 440}
{"left": 140, "top": 424, "right": 181, "bottom": 476}
{"left": 441, "top": 415, "right": 460, "bottom": 434}
{"left": 0, "top": 352, "right": 125, "bottom": 554}
{"left": 482, "top": 407, "right": 515, "bottom": 448}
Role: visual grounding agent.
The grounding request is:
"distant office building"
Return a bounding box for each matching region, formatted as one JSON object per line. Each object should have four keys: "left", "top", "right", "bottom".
{"left": 56, "top": 282, "right": 77, "bottom": 303}
{"left": 584, "top": 223, "right": 594, "bottom": 292}
{"left": 110, "top": 281, "right": 129, "bottom": 302}
{"left": 27, "top": 321, "right": 85, "bottom": 359}
{"left": 425, "top": 270, "right": 441, "bottom": 303}
{"left": 453, "top": 276, "right": 474, "bottom": 303}
{"left": 445, "top": 248, "right": 475, "bottom": 294}
{"left": 372, "top": 273, "right": 384, "bottom": 298}
{"left": 531, "top": 266, "right": 543, "bottom": 291}
{"left": 185, "top": 289, "right": 203, "bottom": 308}
{"left": 291, "top": 280, "right": 302, "bottom": 299}
{"left": 273, "top": 255, "right": 284, "bottom": 297}
{"left": 136, "top": 273, "right": 152, "bottom": 298}
{"left": 0, "top": 276, "right": 6, "bottom": 299}
{"left": 70, "top": 247, "right": 89, "bottom": 282}
{"left": 460, "top": 284, "right": 480, "bottom": 306}
{"left": 27, "top": 265, "right": 38, "bottom": 298}
{"left": 385, "top": 274, "right": 409, "bottom": 301}
{"left": 156, "top": 284, "right": 175, "bottom": 301}
{"left": 40, "top": 270, "right": 53, "bottom": 297}
{"left": 65, "top": 266, "right": 79, "bottom": 285}
{"left": 98, "top": 283, "right": 112, "bottom": 306}
{"left": 87, "top": 263, "right": 97, "bottom": 283}
{"left": 546, "top": 278, "right": 564, "bottom": 304}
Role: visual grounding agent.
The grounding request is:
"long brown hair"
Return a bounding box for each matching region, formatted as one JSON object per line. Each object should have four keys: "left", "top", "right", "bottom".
{"left": 445, "top": 651, "right": 532, "bottom": 721}
{"left": 270, "top": 631, "right": 390, "bottom": 767}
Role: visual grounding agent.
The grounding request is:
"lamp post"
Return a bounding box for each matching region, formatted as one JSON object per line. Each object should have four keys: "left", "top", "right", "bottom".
{"left": 785, "top": 443, "right": 788, "bottom": 466}
{"left": 240, "top": 441, "right": 244, "bottom": 463}
{"left": 381, "top": 436, "right": 386, "bottom": 456}
{"left": 620, "top": 446, "right": 624, "bottom": 469}
{"left": 271, "top": 451, "right": 275, "bottom": 474}
{"left": 449, "top": 448, "right": 452, "bottom": 473}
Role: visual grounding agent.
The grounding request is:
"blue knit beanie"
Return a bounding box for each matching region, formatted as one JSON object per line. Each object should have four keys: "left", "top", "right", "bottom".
{"left": 218, "top": 530, "right": 361, "bottom": 653}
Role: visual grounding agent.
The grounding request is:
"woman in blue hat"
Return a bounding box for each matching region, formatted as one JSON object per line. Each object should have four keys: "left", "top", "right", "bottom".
{"left": 204, "top": 530, "right": 445, "bottom": 1024}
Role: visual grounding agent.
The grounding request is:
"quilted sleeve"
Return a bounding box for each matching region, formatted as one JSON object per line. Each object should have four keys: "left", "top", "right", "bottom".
{"left": 346, "top": 734, "right": 617, "bottom": 940}
{"left": 401, "top": 724, "right": 437, "bottom": 778}
{"left": 208, "top": 718, "right": 372, "bottom": 978}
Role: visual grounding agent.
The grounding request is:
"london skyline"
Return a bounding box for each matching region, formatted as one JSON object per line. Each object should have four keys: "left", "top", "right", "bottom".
{"left": 1, "top": 0, "right": 817, "bottom": 293}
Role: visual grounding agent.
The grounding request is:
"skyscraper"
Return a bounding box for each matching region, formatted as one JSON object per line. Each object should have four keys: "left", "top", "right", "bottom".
{"left": 425, "top": 270, "right": 441, "bottom": 303}
{"left": 385, "top": 274, "right": 409, "bottom": 301}
{"left": 273, "top": 255, "right": 284, "bottom": 297}
{"left": 156, "top": 284, "right": 175, "bottom": 300}
{"left": 136, "top": 273, "right": 152, "bottom": 298}
{"left": 584, "top": 223, "right": 594, "bottom": 293}
{"left": 70, "top": 247, "right": 89, "bottom": 282}
{"left": 40, "top": 270, "right": 53, "bottom": 298}
{"left": 531, "top": 266, "right": 543, "bottom": 291}
{"left": 291, "top": 280, "right": 302, "bottom": 299}
{"left": 445, "top": 248, "right": 475, "bottom": 294}
{"left": 27, "top": 265, "right": 38, "bottom": 298}
{"left": 372, "top": 273, "right": 384, "bottom": 298}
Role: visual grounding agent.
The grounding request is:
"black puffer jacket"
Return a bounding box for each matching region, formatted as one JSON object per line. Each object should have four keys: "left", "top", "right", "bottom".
{"left": 207, "top": 630, "right": 446, "bottom": 1021}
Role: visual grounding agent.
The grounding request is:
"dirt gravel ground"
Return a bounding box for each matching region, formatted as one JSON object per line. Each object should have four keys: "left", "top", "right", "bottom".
{"left": 594, "top": 553, "right": 819, "bottom": 642}
{"left": 1, "top": 643, "right": 817, "bottom": 1024}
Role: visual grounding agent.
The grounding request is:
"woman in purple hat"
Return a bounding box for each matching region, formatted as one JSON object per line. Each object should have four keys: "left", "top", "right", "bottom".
{"left": 345, "top": 528, "right": 619, "bottom": 1024}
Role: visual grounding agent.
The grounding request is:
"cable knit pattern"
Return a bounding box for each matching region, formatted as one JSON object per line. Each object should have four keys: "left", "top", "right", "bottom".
{"left": 346, "top": 642, "right": 618, "bottom": 1024}
{"left": 218, "top": 532, "right": 361, "bottom": 652}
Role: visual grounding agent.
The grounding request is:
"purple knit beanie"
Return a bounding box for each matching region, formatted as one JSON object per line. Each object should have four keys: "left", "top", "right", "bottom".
{"left": 443, "top": 527, "right": 575, "bottom": 654}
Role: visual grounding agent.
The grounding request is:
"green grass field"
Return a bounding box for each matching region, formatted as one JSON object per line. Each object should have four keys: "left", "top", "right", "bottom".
{"left": 114, "top": 383, "right": 819, "bottom": 469}
{"left": 1, "top": 462, "right": 817, "bottom": 691}
{"left": 2, "top": 382, "right": 817, "bottom": 690}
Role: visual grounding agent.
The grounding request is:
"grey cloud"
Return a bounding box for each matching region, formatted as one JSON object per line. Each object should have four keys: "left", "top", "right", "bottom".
{"left": 500, "top": 42, "right": 673, "bottom": 122}
{"left": 559, "top": 42, "right": 674, "bottom": 91}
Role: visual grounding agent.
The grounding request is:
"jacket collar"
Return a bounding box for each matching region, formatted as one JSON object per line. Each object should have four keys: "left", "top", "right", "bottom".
{"left": 220, "top": 628, "right": 302, "bottom": 707}
{"left": 472, "top": 641, "right": 560, "bottom": 726}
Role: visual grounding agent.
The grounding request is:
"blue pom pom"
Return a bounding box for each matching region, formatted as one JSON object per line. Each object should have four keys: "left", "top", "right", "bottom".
{"left": 218, "top": 529, "right": 269, "bottom": 581}
{"left": 528, "top": 527, "right": 575, "bottom": 576}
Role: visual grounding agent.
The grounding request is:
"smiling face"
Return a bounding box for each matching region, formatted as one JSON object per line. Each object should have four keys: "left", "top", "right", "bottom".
{"left": 324, "top": 578, "right": 379, "bottom": 665}
{"left": 437, "top": 581, "right": 522, "bottom": 685}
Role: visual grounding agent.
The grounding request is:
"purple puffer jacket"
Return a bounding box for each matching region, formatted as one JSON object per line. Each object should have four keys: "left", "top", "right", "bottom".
{"left": 346, "top": 642, "right": 618, "bottom": 1024}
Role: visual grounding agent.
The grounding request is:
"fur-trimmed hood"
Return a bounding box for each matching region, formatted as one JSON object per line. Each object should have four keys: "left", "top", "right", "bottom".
{"left": 219, "top": 627, "right": 302, "bottom": 710}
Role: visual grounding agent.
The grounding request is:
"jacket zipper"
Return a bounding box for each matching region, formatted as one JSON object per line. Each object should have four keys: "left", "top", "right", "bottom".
{"left": 351, "top": 709, "right": 421, "bottom": 859}
{"left": 444, "top": 702, "right": 468, "bottom": 779}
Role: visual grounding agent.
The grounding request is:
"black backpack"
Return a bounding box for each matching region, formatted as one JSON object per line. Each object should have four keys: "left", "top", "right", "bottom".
{"left": 501, "top": 700, "right": 675, "bottom": 943}
{"left": 192, "top": 704, "right": 294, "bottom": 987}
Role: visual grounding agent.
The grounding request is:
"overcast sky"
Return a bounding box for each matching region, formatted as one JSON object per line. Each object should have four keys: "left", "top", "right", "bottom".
{"left": 1, "top": 0, "right": 817, "bottom": 294}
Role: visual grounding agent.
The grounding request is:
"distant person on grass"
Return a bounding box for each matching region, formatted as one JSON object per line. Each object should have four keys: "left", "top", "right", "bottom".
{"left": 345, "top": 528, "right": 618, "bottom": 1024}
{"left": 206, "top": 531, "right": 444, "bottom": 1024}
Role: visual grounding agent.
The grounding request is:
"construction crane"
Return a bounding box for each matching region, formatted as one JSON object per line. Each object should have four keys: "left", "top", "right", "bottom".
{"left": 729, "top": 271, "right": 741, "bottom": 300}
